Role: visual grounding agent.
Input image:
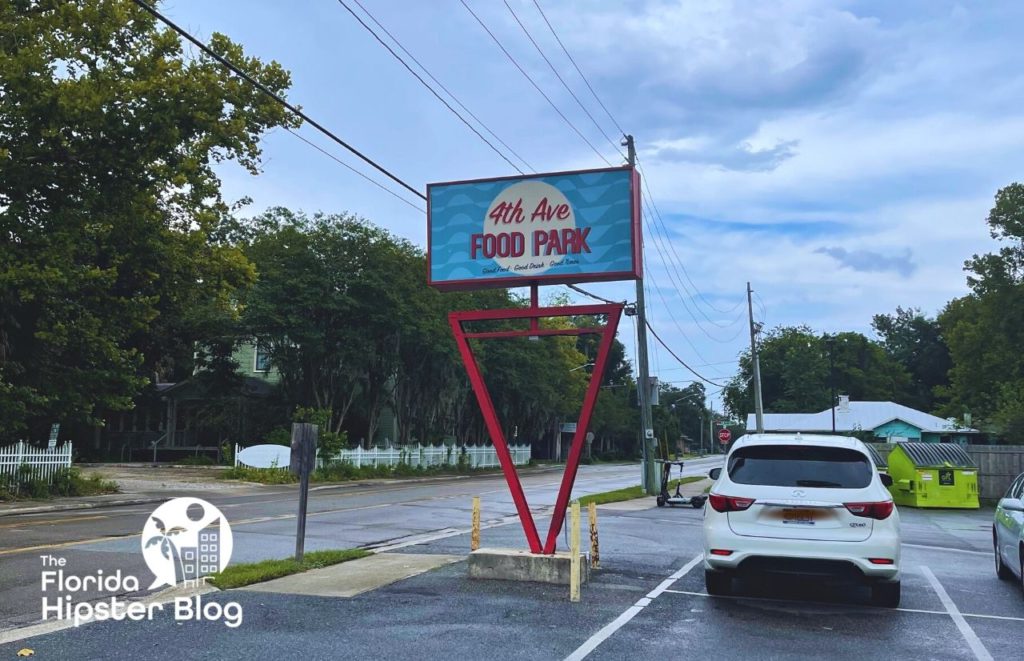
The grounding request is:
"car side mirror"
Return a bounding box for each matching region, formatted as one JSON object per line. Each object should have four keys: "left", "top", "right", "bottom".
{"left": 709, "top": 467, "right": 721, "bottom": 480}
{"left": 1001, "top": 498, "right": 1024, "bottom": 512}
{"left": 880, "top": 473, "right": 893, "bottom": 487}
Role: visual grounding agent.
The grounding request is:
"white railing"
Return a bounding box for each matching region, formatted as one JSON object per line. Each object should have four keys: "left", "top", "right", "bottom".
{"left": 0, "top": 441, "right": 73, "bottom": 483}
{"left": 234, "top": 443, "right": 531, "bottom": 470}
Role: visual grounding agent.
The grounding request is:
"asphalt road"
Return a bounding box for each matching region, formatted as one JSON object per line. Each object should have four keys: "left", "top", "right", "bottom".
{"left": 0, "top": 458, "right": 721, "bottom": 632}
{"left": 5, "top": 456, "right": 1019, "bottom": 661}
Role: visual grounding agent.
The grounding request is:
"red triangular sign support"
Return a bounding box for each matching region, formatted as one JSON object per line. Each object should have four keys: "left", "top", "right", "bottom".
{"left": 449, "top": 302, "right": 624, "bottom": 554}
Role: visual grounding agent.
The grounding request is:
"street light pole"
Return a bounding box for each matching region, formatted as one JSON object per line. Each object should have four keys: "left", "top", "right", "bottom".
{"left": 747, "top": 282, "right": 765, "bottom": 433}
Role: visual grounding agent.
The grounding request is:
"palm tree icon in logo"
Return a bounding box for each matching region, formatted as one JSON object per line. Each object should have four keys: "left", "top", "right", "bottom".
{"left": 145, "top": 502, "right": 207, "bottom": 584}
{"left": 145, "top": 516, "right": 187, "bottom": 583}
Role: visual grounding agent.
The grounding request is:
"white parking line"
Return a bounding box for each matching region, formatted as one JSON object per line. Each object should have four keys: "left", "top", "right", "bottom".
{"left": 661, "top": 588, "right": 1024, "bottom": 623}
{"left": 563, "top": 554, "right": 703, "bottom": 661}
{"left": 920, "top": 565, "right": 993, "bottom": 661}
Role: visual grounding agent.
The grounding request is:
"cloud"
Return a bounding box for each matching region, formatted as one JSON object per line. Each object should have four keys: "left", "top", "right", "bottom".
{"left": 815, "top": 246, "right": 917, "bottom": 277}
{"left": 652, "top": 138, "right": 800, "bottom": 172}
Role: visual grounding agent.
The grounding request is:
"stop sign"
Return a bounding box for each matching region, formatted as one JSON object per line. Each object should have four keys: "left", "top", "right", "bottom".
{"left": 717, "top": 428, "right": 732, "bottom": 444}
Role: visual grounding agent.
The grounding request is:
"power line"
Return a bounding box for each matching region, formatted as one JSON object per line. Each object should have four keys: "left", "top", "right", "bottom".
{"left": 646, "top": 321, "right": 728, "bottom": 388}
{"left": 643, "top": 212, "right": 744, "bottom": 343}
{"left": 635, "top": 155, "right": 745, "bottom": 317}
{"left": 283, "top": 128, "right": 425, "bottom": 213}
{"left": 530, "top": 0, "right": 626, "bottom": 137}
{"left": 459, "top": 0, "right": 614, "bottom": 167}
{"left": 336, "top": 0, "right": 524, "bottom": 174}
{"left": 642, "top": 239, "right": 716, "bottom": 363}
{"left": 130, "top": 0, "right": 426, "bottom": 201}
{"left": 503, "top": 0, "right": 625, "bottom": 160}
{"left": 565, "top": 284, "right": 625, "bottom": 305}
{"left": 349, "top": 0, "right": 535, "bottom": 174}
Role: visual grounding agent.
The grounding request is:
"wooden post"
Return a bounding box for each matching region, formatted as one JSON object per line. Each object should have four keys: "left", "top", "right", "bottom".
{"left": 588, "top": 501, "right": 600, "bottom": 569}
{"left": 570, "top": 500, "right": 581, "bottom": 602}
{"left": 471, "top": 496, "right": 481, "bottom": 551}
{"left": 292, "top": 422, "right": 318, "bottom": 562}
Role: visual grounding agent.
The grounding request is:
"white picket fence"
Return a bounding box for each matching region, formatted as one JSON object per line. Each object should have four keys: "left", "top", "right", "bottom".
{"left": 234, "top": 443, "right": 531, "bottom": 470}
{"left": 0, "top": 441, "right": 73, "bottom": 483}
{"left": 328, "top": 444, "right": 531, "bottom": 469}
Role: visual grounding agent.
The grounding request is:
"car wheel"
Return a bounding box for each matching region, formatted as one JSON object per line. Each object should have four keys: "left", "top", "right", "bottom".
{"left": 705, "top": 569, "right": 732, "bottom": 596}
{"left": 871, "top": 580, "right": 900, "bottom": 608}
{"left": 995, "top": 533, "right": 1014, "bottom": 580}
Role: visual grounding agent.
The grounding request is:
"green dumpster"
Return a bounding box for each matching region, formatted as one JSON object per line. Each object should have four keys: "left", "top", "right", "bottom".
{"left": 887, "top": 442, "right": 979, "bottom": 509}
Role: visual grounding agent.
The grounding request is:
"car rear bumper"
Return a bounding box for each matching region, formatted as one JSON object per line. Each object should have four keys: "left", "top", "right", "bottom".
{"left": 703, "top": 522, "right": 900, "bottom": 581}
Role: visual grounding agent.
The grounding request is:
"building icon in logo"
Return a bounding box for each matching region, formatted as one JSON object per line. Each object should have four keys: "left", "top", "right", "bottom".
{"left": 180, "top": 517, "right": 223, "bottom": 581}
{"left": 142, "top": 498, "right": 233, "bottom": 590}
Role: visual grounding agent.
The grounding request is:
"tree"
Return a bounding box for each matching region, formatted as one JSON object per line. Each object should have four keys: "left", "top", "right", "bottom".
{"left": 871, "top": 307, "right": 951, "bottom": 412}
{"left": 0, "top": 0, "right": 298, "bottom": 439}
{"left": 940, "top": 182, "right": 1024, "bottom": 437}
{"left": 724, "top": 326, "right": 910, "bottom": 418}
{"left": 241, "top": 209, "right": 416, "bottom": 439}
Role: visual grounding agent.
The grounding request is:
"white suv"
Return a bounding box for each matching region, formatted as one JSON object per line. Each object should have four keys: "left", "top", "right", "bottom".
{"left": 703, "top": 433, "right": 901, "bottom": 607}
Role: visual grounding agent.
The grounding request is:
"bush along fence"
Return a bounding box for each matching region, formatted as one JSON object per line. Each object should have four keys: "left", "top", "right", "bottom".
{"left": 235, "top": 443, "right": 531, "bottom": 470}
{"left": 0, "top": 441, "right": 73, "bottom": 484}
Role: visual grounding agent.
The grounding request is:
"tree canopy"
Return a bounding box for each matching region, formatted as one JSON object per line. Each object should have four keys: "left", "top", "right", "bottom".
{"left": 0, "top": 0, "right": 297, "bottom": 437}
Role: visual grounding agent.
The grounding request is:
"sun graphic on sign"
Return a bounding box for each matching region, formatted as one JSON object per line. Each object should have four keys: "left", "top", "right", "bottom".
{"left": 483, "top": 181, "right": 575, "bottom": 274}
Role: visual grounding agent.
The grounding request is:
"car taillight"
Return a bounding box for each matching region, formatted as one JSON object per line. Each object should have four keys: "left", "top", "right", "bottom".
{"left": 844, "top": 501, "right": 894, "bottom": 520}
{"left": 708, "top": 494, "right": 756, "bottom": 513}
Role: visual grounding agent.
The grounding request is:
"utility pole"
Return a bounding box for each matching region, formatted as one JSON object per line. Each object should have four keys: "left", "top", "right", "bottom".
{"left": 747, "top": 282, "right": 765, "bottom": 433}
{"left": 826, "top": 335, "right": 836, "bottom": 433}
{"left": 625, "top": 135, "right": 657, "bottom": 495}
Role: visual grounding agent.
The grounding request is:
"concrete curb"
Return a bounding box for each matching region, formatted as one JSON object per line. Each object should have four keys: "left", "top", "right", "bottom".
{"left": 0, "top": 497, "right": 166, "bottom": 518}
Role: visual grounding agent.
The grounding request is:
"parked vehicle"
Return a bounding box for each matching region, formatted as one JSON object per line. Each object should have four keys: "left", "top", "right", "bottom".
{"left": 994, "top": 471, "right": 1024, "bottom": 593}
{"left": 703, "top": 433, "right": 901, "bottom": 607}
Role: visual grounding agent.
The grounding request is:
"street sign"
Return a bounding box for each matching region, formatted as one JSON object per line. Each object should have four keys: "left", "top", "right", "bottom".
{"left": 717, "top": 428, "right": 732, "bottom": 444}
{"left": 47, "top": 423, "right": 60, "bottom": 450}
{"left": 427, "top": 166, "right": 641, "bottom": 291}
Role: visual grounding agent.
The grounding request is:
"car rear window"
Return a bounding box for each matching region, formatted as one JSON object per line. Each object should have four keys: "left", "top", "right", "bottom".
{"left": 728, "top": 445, "right": 872, "bottom": 488}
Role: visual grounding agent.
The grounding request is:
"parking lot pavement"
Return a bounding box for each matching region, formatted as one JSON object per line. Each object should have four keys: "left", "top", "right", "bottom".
{"left": 1, "top": 501, "right": 1020, "bottom": 660}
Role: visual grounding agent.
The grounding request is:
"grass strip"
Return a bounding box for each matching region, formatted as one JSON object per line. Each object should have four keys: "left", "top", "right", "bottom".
{"left": 577, "top": 475, "right": 706, "bottom": 506}
{"left": 207, "top": 548, "right": 371, "bottom": 590}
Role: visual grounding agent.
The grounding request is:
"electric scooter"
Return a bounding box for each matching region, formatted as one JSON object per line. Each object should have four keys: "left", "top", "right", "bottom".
{"left": 655, "top": 460, "right": 707, "bottom": 508}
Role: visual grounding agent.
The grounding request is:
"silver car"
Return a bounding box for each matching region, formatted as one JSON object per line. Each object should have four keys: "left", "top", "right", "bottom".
{"left": 994, "top": 470, "right": 1024, "bottom": 593}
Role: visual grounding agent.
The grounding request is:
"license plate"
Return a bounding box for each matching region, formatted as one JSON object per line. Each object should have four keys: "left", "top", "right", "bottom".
{"left": 781, "top": 508, "right": 816, "bottom": 525}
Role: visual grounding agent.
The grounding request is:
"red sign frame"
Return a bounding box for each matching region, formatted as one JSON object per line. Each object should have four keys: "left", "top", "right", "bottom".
{"left": 449, "top": 301, "right": 623, "bottom": 554}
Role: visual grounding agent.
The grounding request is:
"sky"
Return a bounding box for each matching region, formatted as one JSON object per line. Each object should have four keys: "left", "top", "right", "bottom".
{"left": 165, "top": 0, "right": 1024, "bottom": 411}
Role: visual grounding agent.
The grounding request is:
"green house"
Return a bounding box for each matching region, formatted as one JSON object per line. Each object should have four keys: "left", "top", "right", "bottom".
{"left": 887, "top": 442, "right": 979, "bottom": 509}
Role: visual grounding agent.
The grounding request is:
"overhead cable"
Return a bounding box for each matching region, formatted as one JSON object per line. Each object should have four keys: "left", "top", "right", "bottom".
{"left": 350, "top": 0, "right": 536, "bottom": 173}
{"left": 503, "top": 0, "right": 625, "bottom": 160}
{"left": 565, "top": 284, "right": 626, "bottom": 305}
{"left": 646, "top": 321, "right": 728, "bottom": 388}
{"left": 459, "top": 0, "right": 615, "bottom": 167}
{"left": 284, "top": 128, "right": 425, "bottom": 213}
{"left": 337, "top": 0, "right": 525, "bottom": 174}
{"left": 130, "top": 0, "right": 426, "bottom": 201}
{"left": 531, "top": 0, "right": 626, "bottom": 137}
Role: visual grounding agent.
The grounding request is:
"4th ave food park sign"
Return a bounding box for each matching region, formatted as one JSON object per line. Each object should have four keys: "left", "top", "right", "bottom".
{"left": 427, "top": 166, "right": 641, "bottom": 291}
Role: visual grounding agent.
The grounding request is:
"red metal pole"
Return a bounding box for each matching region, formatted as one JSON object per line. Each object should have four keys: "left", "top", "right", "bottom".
{"left": 543, "top": 305, "right": 623, "bottom": 553}
{"left": 449, "top": 314, "right": 543, "bottom": 553}
{"left": 529, "top": 283, "right": 539, "bottom": 334}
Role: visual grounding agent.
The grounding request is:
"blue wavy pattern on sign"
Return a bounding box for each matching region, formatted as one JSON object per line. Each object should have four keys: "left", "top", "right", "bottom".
{"left": 429, "top": 169, "right": 634, "bottom": 284}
